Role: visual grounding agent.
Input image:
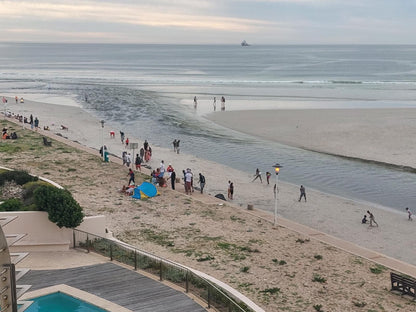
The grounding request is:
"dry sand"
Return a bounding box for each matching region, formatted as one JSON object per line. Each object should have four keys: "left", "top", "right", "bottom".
{"left": 2, "top": 96, "right": 416, "bottom": 311}
{"left": 207, "top": 108, "right": 416, "bottom": 169}
{"left": 4, "top": 97, "right": 416, "bottom": 266}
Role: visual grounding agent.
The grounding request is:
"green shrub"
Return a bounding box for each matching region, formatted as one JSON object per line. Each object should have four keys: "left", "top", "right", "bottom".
{"left": 34, "top": 185, "right": 84, "bottom": 228}
{"left": 0, "top": 170, "right": 38, "bottom": 186}
{"left": 369, "top": 265, "right": 385, "bottom": 274}
{"left": 22, "top": 181, "right": 49, "bottom": 208}
{"left": 312, "top": 274, "right": 327, "bottom": 283}
{"left": 259, "top": 287, "right": 280, "bottom": 295}
{"left": 0, "top": 198, "right": 24, "bottom": 211}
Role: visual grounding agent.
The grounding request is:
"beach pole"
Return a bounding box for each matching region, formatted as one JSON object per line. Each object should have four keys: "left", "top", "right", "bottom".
{"left": 100, "top": 120, "right": 105, "bottom": 161}
{"left": 272, "top": 163, "right": 282, "bottom": 226}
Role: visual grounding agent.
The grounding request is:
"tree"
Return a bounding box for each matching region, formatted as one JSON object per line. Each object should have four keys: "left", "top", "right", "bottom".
{"left": 34, "top": 185, "right": 84, "bottom": 228}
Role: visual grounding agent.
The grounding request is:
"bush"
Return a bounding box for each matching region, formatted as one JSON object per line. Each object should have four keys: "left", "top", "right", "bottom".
{"left": 312, "top": 274, "right": 327, "bottom": 283}
{"left": 0, "top": 198, "right": 24, "bottom": 211}
{"left": 0, "top": 170, "right": 38, "bottom": 186}
{"left": 22, "top": 181, "right": 49, "bottom": 208}
{"left": 34, "top": 185, "right": 84, "bottom": 228}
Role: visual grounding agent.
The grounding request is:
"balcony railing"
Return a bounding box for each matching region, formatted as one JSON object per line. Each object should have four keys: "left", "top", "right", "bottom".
{"left": 73, "top": 229, "right": 255, "bottom": 312}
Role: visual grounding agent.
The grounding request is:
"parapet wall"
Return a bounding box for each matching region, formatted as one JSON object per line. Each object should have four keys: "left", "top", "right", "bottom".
{"left": 1, "top": 211, "right": 106, "bottom": 251}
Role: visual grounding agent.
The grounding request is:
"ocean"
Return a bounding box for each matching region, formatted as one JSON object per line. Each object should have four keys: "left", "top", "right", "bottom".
{"left": 1, "top": 43, "right": 416, "bottom": 211}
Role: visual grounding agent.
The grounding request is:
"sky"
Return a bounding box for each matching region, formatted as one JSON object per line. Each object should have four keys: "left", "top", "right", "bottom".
{"left": 0, "top": 0, "right": 415, "bottom": 44}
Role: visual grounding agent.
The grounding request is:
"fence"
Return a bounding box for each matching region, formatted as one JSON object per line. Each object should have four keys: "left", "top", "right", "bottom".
{"left": 73, "top": 229, "right": 254, "bottom": 312}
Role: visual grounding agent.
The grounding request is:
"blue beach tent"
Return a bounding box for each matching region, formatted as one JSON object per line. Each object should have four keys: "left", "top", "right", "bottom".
{"left": 132, "top": 182, "right": 158, "bottom": 199}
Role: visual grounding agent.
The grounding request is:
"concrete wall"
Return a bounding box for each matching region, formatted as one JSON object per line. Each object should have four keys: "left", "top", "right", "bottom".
{"left": 0, "top": 211, "right": 106, "bottom": 251}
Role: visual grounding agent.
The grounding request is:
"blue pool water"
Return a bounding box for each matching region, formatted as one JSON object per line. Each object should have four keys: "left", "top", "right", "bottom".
{"left": 25, "top": 292, "right": 107, "bottom": 312}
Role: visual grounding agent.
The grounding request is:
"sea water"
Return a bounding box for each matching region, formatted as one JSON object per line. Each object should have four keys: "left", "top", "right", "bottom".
{"left": 1, "top": 43, "right": 416, "bottom": 211}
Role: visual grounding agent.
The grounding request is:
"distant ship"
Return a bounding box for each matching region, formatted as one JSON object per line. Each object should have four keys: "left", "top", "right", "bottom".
{"left": 241, "top": 40, "right": 250, "bottom": 46}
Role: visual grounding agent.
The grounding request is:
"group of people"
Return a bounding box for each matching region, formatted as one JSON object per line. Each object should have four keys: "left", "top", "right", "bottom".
{"left": 2, "top": 96, "right": 24, "bottom": 105}
{"left": 361, "top": 207, "right": 412, "bottom": 227}
{"left": 2, "top": 127, "right": 17, "bottom": 140}
{"left": 142, "top": 140, "right": 152, "bottom": 162}
{"left": 361, "top": 211, "right": 379, "bottom": 227}
{"left": 122, "top": 151, "right": 132, "bottom": 167}
{"left": 172, "top": 139, "right": 180, "bottom": 154}
{"left": 213, "top": 96, "right": 226, "bottom": 111}
{"left": 193, "top": 96, "right": 226, "bottom": 111}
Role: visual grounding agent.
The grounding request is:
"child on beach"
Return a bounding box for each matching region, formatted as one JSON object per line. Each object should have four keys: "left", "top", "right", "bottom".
{"left": 127, "top": 168, "right": 135, "bottom": 185}
{"left": 405, "top": 207, "right": 413, "bottom": 221}
{"left": 266, "top": 172, "right": 271, "bottom": 185}
{"left": 367, "top": 210, "right": 378, "bottom": 227}
{"left": 361, "top": 215, "right": 367, "bottom": 224}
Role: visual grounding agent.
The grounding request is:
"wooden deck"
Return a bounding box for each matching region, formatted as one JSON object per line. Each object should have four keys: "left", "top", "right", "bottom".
{"left": 19, "top": 262, "right": 207, "bottom": 312}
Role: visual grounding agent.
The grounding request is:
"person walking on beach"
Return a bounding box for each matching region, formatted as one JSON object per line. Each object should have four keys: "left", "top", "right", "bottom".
{"left": 144, "top": 140, "right": 149, "bottom": 151}
{"left": 299, "top": 185, "right": 306, "bottom": 202}
{"left": 213, "top": 97, "right": 217, "bottom": 111}
{"left": 135, "top": 154, "right": 142, "bottom": 172}
{"left": 126, "top": 153, "right": 132, "bottom": 167}
{"left": 170, "top": 169, "right": 176, "bottom": 190}
{"left": 198, "top": 173, "right": 206, "bottom": 194}
{"left": 120, "top": 131, "right": 125, "bottom": 144}
{"left": 139, "top": 147, "right": 145, "bottom": 160}
{"left": 29, "top": 114, "right": 34, "bottom": 130}
{"left": 185, "top": 169, "right": 193, "bottom": 195}
{"left": 175, "top": 139, "right": 180, "bottom": 154}
{"left": 34, "top": 117, "right": 39, "bottom": 131}
{"left": 15, "top": 96, "right": 18, "bottom": 104}
{"left": 367, "top": 210, "right": 378, "bottom": 227}
{"left": 252, "top": 168, "right": 262, "bottom": 183}
{"left": 125, "top": 137, "right": 129, "bottom": 148}
{"left": 266, "top": 172, "right": 271, "bottom": 185}
{"left": 122, "top": 151, "right": 127, "bottom": 166}
{"left": 221, "top": 96, "right": 226, "bottom": 111}
{"left": 160, "top": 160, "right": 165, "bottom": 177}
{"left": 193, "top": 96, "right": 198, "bottom": 109}
{"left": 127, "top": 168, "right": 135, "bottom": 186}
{"left": 229, "top": 182, "right": 234, "bottom": 199}
{"left": 406, "top": 207, "right": 413, "bottom": 221}
{"left": 172, "top": 139, "right": 177, "bottom": 153}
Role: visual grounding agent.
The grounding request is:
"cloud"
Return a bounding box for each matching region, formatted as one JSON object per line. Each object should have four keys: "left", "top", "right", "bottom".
{"left": 0, "top": 0, "right": 273, "bottom": 32}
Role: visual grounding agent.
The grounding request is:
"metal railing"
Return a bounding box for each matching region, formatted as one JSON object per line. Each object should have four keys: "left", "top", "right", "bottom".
{"left": 73, "top": 229, "right": 253, "bottom": 312}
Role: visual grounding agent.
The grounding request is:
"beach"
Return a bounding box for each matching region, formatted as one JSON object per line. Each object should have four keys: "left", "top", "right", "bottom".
{"left": 3, "top": 95, "right": 416, "bottom": 311}
{"left": 3, "top": 96, "right": 416, "bottom": 268}
{"left": 207, "top": 108, "right": 416, "bottom": 169}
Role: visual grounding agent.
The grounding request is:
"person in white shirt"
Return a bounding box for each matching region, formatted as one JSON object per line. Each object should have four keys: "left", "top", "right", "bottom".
{"left": 185, "top": 169, "right": 193, "bottom": 195}
{"left": 159, "top": 160, "right": 166, "bottom": 177}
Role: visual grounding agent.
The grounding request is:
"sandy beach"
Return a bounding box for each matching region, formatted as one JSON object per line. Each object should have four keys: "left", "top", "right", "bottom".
{"left": 3, "top": 96, "right": 416, "bottom": 268}
{"left": 207, "top": 108, "right": 416, "bottom": 170}
{"left": 2, "top": 95, "right": 416, "bottom": 311}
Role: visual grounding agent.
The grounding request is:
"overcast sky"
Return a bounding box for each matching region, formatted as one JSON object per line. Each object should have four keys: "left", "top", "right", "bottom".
{"left": 0, "top": 0, "right": 415, "bottom": 44}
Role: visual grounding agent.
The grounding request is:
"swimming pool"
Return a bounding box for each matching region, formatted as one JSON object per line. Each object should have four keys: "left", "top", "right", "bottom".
{"left": 25, "top": 292, "right": 108, "bottom": 312}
